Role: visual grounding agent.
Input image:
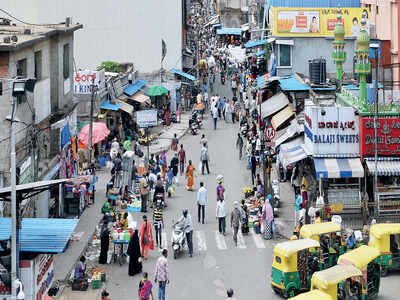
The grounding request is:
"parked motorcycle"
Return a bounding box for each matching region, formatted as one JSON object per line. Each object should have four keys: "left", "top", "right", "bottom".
{"left": 271, "top": 179, "right": 281, "bottom": 210}
{"left": 189, "top": 119, "right": 199, "bottom": 135}
{"left": 171, "top": 223, "right": 186, "bottom": 259}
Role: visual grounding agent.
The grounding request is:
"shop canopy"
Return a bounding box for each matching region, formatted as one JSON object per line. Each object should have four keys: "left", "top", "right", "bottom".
{"left": 314, "top": 158, "right": 364, "bottom": 179}
{"left": 204, "top": 15, "right": 219, "bottom": 27}
{"left": 129, "top": 92, "right": 150, "bottom": 104}
{"left": 216, "top": 28, "right": 241, "bottom": 35}
{"left": 260, "top": 92, "right": 289, "bottom": 119}
{"left": 365, "top": 160, "right": 400, "bottom": 176}
{"left": 0, "top": 218, "right": 78, "bottom": 253}
{"left": 123, "top": 79, "right": 147, "bottom": 96}
{"left": 256, "top": 50, "right": 265, "bottom": 57}
{"left": 280, "top": 142, "right": 308, "bottom": 168}
{"left": 257, "top": 74, "right": 280, "bottom": 88}
{"left": 115, "top": 99, "right": 134, "bottom": 114}
{"left": 278, "top": 75, "right": 310, "bottom": 91}
{"left": 274, "top": 121, "right": 303, "bottom": 148}
{"left": 271, "top": 104, "right": 294, "bottom": 129}
{"left": 146, "top": 85, "right": 169, "bottom": 97}
{"left": 244, "top": 39, "right": 267, "bottom": 48}
{"left": 212, "top": 23, "right": 222, "bottom": 28}
{"left": 171, "top": 68, "right": 196, "bottom": 81}
{"left": 100, "top": 100, "right": 122, "bottom": 111}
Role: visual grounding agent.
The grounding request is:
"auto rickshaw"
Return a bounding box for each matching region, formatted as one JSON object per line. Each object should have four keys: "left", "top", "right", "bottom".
{"left": 368, "top": 223, "right": 400, "bottom": 276}
{"left": 291, "top": 264, "right": 364, "bottom": 300}
{"left": 338, "top": 245, "right": 381, "bottom": 298}
{"left": 300, "top": 222, "right": 344, "bottom": 268}
{"left": 271, "top": 239, "right": 324, "bottom": 298}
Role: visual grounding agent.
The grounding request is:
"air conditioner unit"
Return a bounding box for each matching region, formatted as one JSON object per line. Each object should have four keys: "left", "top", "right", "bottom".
{"left": 3, "top": 37, "right": 11, "bottom": 43}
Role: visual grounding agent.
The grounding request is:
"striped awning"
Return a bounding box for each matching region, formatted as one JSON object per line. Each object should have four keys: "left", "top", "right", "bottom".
{"left": 366, "top": 160, "right": 400, "bottom": 176}
{"left": 314, "top": 158, "right": 364, "bottom": 179}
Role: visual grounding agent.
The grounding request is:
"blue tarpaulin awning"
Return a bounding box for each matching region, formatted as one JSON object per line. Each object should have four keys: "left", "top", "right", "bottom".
{"left": 278, "top": 75, "right": 310, "bottom": 91}
{"left": 245, "top": 39, "right": 267, "bottom": 48}
{"left": 0, "top": 218, "right": 79, "bottom": 253}
{"left": 100, "top": 100, "right": 122, "bottom": 111}
{"left": 256, "top": 50, "right": 265, "bottom": 57}
{"left": 314, "top": 158, "right": 364, "bottom": 179}
{"left": 216, "top": 28, "right": 241, "bottom": 35}
{"left": 212, "top": 23, "right": 222, "bottom": 28}
{"left": 123, "top": 79, "right": 147, "bottom": 96}
{"left": 171, "top": 68, "right": 196, "bottom": 81}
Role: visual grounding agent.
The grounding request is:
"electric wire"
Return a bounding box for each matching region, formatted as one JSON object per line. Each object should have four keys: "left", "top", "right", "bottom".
{"left": 0, "top": 8, "right": 62, "bottom": 27}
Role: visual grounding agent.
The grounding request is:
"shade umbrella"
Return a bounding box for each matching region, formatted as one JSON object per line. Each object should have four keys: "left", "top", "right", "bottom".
{"left": 78, "top": 122, "right": 110, "bottom": 145}
{"left": 146, "top": 85, "right": 169, "bottom": 97}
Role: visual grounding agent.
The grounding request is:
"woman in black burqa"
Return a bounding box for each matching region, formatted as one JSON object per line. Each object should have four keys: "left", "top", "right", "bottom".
{"left": 127, "top": 229, "right": 142, "bottom": 276}
{"left": 99, "top": 221, "right": 110, "bottom": 264}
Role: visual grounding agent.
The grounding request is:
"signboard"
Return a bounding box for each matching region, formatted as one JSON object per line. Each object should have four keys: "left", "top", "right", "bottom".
{"left": 136, "top": 110, "right": 158, "bottom": 127}
{"left": 35, "top": 254, "right": 54, "bottom": 300}
{"left": 271, "top": 7, "right": 368, "bottom": 37}
{"left": 74, "top": 69, "right": 105, "bottom": 94}
{"left": 304, "top": 106, "right": 360, "bottom": 156}
{"left": 265, "top": 126, "right": 276, "bottom": 141}
{"left": 360, "top": 118, "right": 400, "bottom": 157}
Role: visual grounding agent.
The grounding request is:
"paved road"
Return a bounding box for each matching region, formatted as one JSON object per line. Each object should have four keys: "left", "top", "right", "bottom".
{"left": 62, "top": 79, "right": 399, "bottom": 300}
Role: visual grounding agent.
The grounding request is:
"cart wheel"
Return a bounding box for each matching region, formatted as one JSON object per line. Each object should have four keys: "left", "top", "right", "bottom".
{"left": 381, "top": 266, "right": 388, "bottom": 277}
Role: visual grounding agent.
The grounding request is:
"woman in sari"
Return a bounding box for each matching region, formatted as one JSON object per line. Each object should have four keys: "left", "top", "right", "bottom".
{"left": 263, "top": 194, "right": 274, "bottom": 240}
{"left": 139, "top": 215, "right": 154, "bottom": 259}
{"left": 138, "top": 272, "right": 154, "bottom": 300}
{"left": 240, "top": 199, "right": 249, "bottom": 234}
{"left": 127, "top": 229, "right": 142, "bottom": 276}
{"left": 186, "top": 160, "right": 195, "bottom": 191}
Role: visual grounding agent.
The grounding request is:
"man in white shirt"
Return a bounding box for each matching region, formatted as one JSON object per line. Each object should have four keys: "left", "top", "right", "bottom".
{"left": 197, "top": 182, "right": 207, "bottom": 224}
{"left": 174, "top": 209, "right": 193, "bottom": 257}
{"left": 244, "top": 97, "right": 250, "bottom": 116}
{"left": 110, "top": 138, "right": 120, "bottom": 160}
{"left": 212, "top": 101, "right": 219, "bottom": 130}
{"left": 216, "top": 199, "right": 226, "bottom": 235}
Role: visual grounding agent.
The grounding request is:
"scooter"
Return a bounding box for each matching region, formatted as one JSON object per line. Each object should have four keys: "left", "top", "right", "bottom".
{"left": 189, "top": 119, "right": 199, "bottom": 135}
{"left": 271, "top": 179, "right": 281, "bottom": 209}
{"left": 171, "top": 223, "right": 186, "bottom": 259}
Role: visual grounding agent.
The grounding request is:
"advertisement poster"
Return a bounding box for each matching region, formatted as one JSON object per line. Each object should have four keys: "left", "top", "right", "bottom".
{"left": 74, "top": 69, "right": 106, "bottom": 95}
{"left": 277, "top": 10, "right": 320, "bottom": 34}
{"left": 136, "top": 110, "right": 158, "bottom": 127}
{"left": 360, "top": 118, "right": 400, "bottom": 157}
{"left": 272, "top": 7, "right": 368, "bottom": 37}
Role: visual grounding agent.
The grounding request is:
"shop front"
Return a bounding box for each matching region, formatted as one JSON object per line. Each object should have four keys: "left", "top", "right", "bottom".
{"left": 360, "top": 117, "right": 400, "bottom": 216}
{"left": 305, "top": 106, "right": 364, "bottom": 214}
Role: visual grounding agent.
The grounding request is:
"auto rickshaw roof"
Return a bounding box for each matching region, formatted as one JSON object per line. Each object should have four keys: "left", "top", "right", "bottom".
{"left": 300, "top": 222, "right": 341, "bottom": 238}
{"left": 370, "top": 223, "right": 400, "bottom": 239}
{"left": 274, "top": 238, "right": 320, "bottom": 257}
{"left": 312, "top": 265, "right": 362, "bottom": 289}
{"left": 338, "top": 245, "right": 380, "bottom": 269}
{"left": 291, "top": 290, "right": 333, "bottom": 300}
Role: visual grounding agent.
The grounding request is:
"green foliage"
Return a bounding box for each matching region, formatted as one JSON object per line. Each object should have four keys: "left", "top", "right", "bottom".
{"left": 97, "top": 61, "right": 120, "bottom": 73}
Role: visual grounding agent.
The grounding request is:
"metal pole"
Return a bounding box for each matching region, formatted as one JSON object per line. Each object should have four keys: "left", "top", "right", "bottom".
{"left": 88, "top": 83, "right": 95, "bottom": 170}
{"left": 10, "top": 91, "right": 17, "bottom": 300}
{"left": 373, "top": 48, "right": 379, "bottom": 217}
{"left": 146, "top": 127, "right": 150, "bottom": 169}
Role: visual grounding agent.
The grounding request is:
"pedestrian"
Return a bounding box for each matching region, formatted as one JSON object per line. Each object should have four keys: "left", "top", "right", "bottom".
{"left": 295, "top": 193, "right": 303, "bottom": 227}
{"left": 138, "top": 272, "right": 154, "bottom": 300}
{"left": 114, "top": 154, "right": 122, "bottom": 187}
{"left": 230, "top": 101, "right": 236, "bottom": 123}
{"left": 99, "top": 221, "right": 110, "bottom": 264}
{"left": 101, "top": 290, "right": 111, "bottom": 300}
{"left": 220, "top": 97, "right": 226, "bottom": 120}
{"left": 174, "top": 209, "right": 193, "bottom": 257}
{"left": 153, "top": 201, "right": 164, "bottom": 249}
{"left": 185, "top": 160, "right": 195, "bottom": 191}
{"left": 236, "top": 133, "right": 243, "bottom": 160}
{"left": 314, "top": 210, "right": 322, "bottom": 224}
{"left": 200, "top": 143, "right": 210, "bottom": 175}
{"left": 250, "top": 151, "right": 257, "bottom": 185}
{"left": 216, "top": 198, "right": 227, "bottom": 235}
{"left": 231, "top": 77, "right": 237, "bottom": 96}
{"left": 263, "top": 195, "right": 274, "bottom": 240}
{"left": 178, "top": 144, "right": 186, "bottom": 175}
{"left": 216, "top": 175, "right": 225, "bottom": 201}
{"left": 226, "top": 288, "right": 237, "bottom": 300}
{"left": 224, "top": 99, "right": 232, "bottom": 122}
{"left": 171, "top": 133, "right": 178, "bottom": 152}
{"left": 127, "top": 229, "right": 143, "bottom": 276}
{"left": 139, "top": 173, "right": 149, "bottom": 213}
{"left": 154, "top": 249, "right": 169, "bottom": 300}
{"left": 240, "top": 199, "right": 250, "bottom": 234}
{"left": 197, "top": 182, "right": 207, "bottom": 224}
{"left": 200, "top": 134, "right": 208, "bottom": 148}
{"left": 153, "top": 175, "right": 165, "bottom": 207}
{"left": 231, "top": 201, "right": 241, "bottom": 246}
{"left": 123, "top": 136, "right": 131, "bottom": 151}
{"left": 244, "top": 97, "right": 249, "bottom": 116}
{"left": 170, "top": 152, "right": 179, "bottom": 178}
{"left": 212, "top": 101, "right": 218, "bottom": 130}
{"left": 139, "top": 215, "right": 154, "bottom": 260}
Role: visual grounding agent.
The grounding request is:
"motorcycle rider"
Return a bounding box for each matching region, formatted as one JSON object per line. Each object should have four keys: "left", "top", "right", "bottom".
{"left": 173, "top": 209, "right": 193, "bottom": 257}
{"left": 153, "top": 174, "right": 165, "bottom": 208}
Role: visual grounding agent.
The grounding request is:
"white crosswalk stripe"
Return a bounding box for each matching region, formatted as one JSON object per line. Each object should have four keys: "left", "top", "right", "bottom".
{"left": 214, "top": 231, "right": 227, "bottom": 250}
{"left": 195, "top": 230, "right": 207, "bottom": 251}
{"left": 237, "top": 231, "right": 247, "bottom": 249}
{"left": 250, "top": 231, "right": 266, "bottom": 248}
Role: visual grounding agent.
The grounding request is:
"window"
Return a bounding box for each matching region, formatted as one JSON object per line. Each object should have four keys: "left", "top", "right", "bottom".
{"left": 275, "top": 256, "right": 281, "bottom": 264}
{"left": 16, "top": 58, "right": 27, "bottom": 77}
{"left": 34, "top": 50, "right": 42, "bottom": 80}
{"left": 278, "top": 44, "right": 291, "bottom": 67}
{"left": 63, "top": 44, "right": 70, "bottom": 79}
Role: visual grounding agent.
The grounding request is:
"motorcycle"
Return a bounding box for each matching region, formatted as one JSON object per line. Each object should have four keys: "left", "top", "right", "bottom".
{"left": 171, "top": 223, "right": 186, "bottom": 259}
{"left": 191, "top": 111, "right": 202, "bottom": 129}
{"left": 271, "top": 179, "right": 281, "bottom": 210}
{"left": 154, "top": 192, "right": 165, "bottom": 210}
{"left": 189, "top": 119, "right": 198, "bottom": 135}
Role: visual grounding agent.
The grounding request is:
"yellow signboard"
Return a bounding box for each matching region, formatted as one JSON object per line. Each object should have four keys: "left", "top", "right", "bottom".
{"left": 271, "top": 7, "right": 369, "bottom": 37}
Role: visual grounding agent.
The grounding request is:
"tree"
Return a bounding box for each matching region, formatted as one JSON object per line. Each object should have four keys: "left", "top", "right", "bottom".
{"left": 97, "top": 61, "right": 121, "bottom": 73}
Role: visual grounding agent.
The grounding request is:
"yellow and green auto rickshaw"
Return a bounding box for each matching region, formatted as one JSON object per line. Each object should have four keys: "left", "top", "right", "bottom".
{"left": 291, "top": 264, "right": 364, "bottom": 300}
{"left": 338, "top": 245, "right": 381, "bottom": 298}
{"left": 300, "top": 222, "right": 344, "bottom": 267}
{"left": 368, "top": 223, "right": 400, "bottom": 276}
{"left": 271, "top": 238, "right": 324, "bottom": 298}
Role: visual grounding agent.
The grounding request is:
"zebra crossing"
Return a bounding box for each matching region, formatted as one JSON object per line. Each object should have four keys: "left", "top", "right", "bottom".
{"left": 158, "top": 229, "right": 276, "bottom": 252}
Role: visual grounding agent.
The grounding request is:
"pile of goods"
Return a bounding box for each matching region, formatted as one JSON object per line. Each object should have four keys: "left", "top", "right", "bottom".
{"left": 241, "top": 186, "right": 264, "bottom": 233}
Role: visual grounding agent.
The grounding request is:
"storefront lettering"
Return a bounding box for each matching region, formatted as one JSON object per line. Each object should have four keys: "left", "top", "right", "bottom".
{"left": 318, "top": 121, "right": 355, "bottom": 130}
{"left": 313, "top": 134, "right": 359, "bottom": 144}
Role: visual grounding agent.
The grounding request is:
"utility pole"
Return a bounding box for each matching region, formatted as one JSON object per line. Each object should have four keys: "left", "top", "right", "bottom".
{"left": 88, "top": 82, "right": 97, "bottom": 171}
{"left": 373, "top": 46, "right": 379, "bottom": 217}
{"left": 31, "top": 108, "right": 38, "bottom": 216}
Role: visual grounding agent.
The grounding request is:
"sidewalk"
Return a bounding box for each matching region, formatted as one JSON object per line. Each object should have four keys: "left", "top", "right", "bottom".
{"left": 53, "top": 111, "right": 192, "bottom": 285}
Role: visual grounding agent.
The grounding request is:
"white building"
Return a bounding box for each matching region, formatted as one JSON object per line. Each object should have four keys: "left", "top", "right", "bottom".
{"left": 1, "top": 0, "right": 183, "bottom": 73}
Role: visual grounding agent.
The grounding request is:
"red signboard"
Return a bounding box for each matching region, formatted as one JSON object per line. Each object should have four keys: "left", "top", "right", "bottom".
{"left": 360, "top": 117, "right": 400, "bottom": 157}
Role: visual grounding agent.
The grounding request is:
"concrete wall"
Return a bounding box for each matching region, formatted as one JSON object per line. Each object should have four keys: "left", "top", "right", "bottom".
{"left": 274, "top": 37, "right": 357, "bottom": 79}
{"left": 0, "top": 0, "right": 183, "bottom": 73}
